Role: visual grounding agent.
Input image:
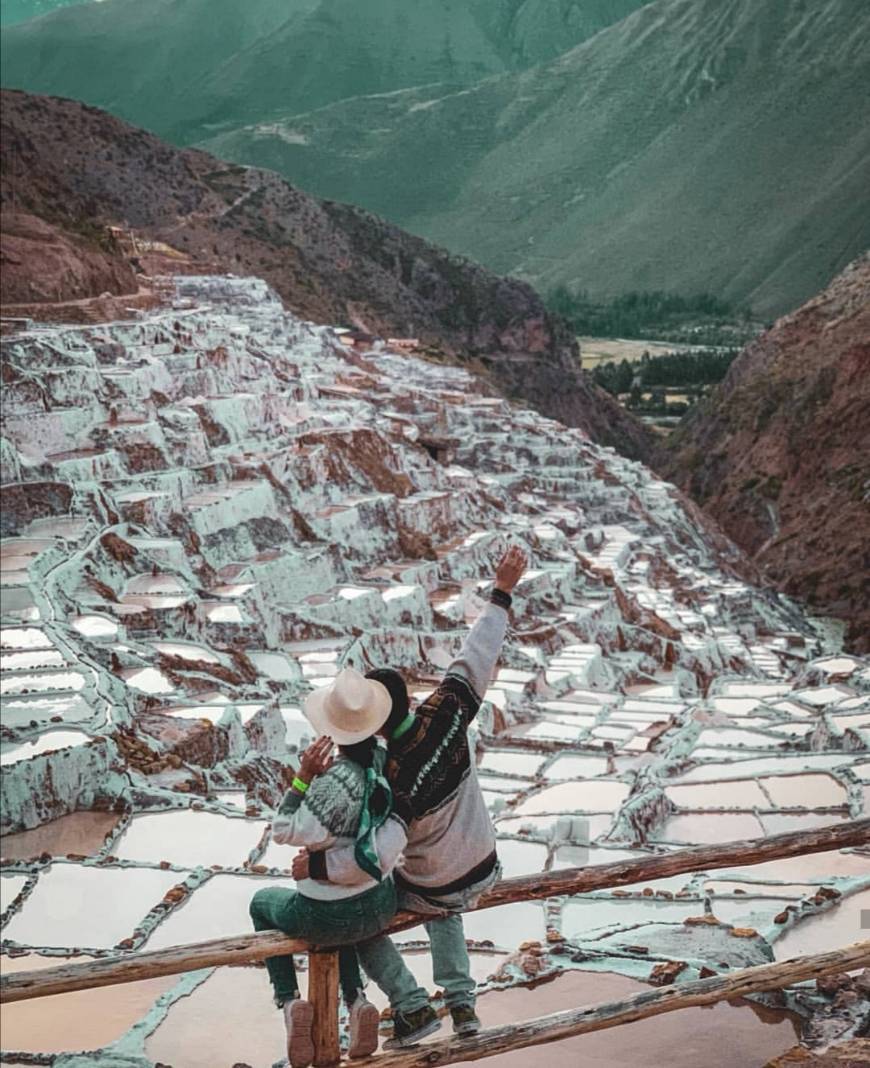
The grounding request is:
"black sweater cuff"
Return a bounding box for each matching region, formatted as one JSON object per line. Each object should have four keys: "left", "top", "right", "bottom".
{"left": 308, "top": 850, "right": 328, "bottom": 881}
{"left": 490, "top": 588, "right": 512, "bottom": 610}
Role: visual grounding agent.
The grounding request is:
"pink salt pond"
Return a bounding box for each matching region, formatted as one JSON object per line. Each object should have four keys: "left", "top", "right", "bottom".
{"left": 1, "top": 953, "right": 177, "bottom": 1055}
{"left": 0, "top": 811, "right": 120, "bottom": 860}
{"left": 463, "top": 970, "right": 799, "bottom": 1068}
{"left": 773, "top": 887, "right": 870, "bottom": 960}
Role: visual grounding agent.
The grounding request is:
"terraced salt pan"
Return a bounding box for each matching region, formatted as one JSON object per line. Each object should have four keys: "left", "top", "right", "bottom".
{"left": 143, "top": 873, "right": 294, "bottom": 951}
{"left": 0, "top": 811, "right": 120, "bottom": 860}
{"left": 562, "top": 897, "right": 698, "bottom": 938}
{"left": 544, "top": 754, "right": 610, "bottom": 779}
{"left": 494, "top": 837, "right": 548, "bottom": 878}
{"left": 664, "top": 780, "right": 769, "bottom": 809}
{"left": 2, "top": 865, "right": 180, "bottom": 949}
{"left": 478, "top": 750, "right": 546, "bottom": 778}
{"left": 0, "top": 670, "right": 87, "bottom": 695}
{"left": 773, "top": 887, "right": 870, "bottom": 959}
{"left": 759, "top": 812, "right": 850, "bottom": 835}
{"left": 0, "top": 953, "right": 178, "bottom": 1055}
{"left": 675, "top": 754, "right": 851, "bottom": 782}
{"left": 1, "top": 873, "right": 28, "bottom": 913}
{"left": 71, "top": 615, "right": 119, "bottom": 639}
{"left": 653, "top": 813, "right": 765, "bottom": 845}
{"left": 0, "top": 729, "right": 91, "bottom": 766}
{"left": 465, "top": 970, "right": 799, "bottom": 1067}
{"left": 513, "top": 780, "right": 630, "bottom": 815}
{"left": 121, "top": 667, "right": 174, "bottom": 695}
{"left": 114, "top": 811, "right": 267, "bottom": 869}
{"left": 1, "top": 693, "right": 94, "bottom": 729}
{"left": 0, "top": 628, "right": 54, "bottom": 650}
{"left": 152, "top": 641, "right": 221, "bottom": 664}
{"left": 759, "top": 774, "right": 848, "bottom": 808}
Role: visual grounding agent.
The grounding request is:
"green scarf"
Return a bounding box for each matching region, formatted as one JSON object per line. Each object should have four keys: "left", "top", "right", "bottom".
{"left": 354, "top": 745, "right": 394, "bottom": 881}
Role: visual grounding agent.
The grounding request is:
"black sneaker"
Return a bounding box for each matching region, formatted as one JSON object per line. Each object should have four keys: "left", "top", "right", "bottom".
{"left": 382, "top": 1005, "right": 441, "bottom": 1049}
{"left": 450, "top": 1004, "right": 481, "bottom": 1037}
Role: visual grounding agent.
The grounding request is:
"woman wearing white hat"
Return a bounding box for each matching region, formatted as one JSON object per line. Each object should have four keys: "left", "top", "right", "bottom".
{"left": 249, "top": 667, "right": 398, "bottom": 1066}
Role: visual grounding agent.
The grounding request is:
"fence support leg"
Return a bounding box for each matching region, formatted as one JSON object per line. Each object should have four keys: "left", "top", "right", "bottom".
{"left": 309, "top": 949, "right": 340, "bottom": 1067}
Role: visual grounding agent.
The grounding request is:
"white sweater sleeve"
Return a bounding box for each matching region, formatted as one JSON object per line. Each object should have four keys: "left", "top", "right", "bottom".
{"left": 317, "top": 816, "right": 408, "bottom": 886}
{"left": 271, "top": 785, "right": 335, "bottom": 851}
{"left": 444, "top": 600, "right": 509, "bottom": 700}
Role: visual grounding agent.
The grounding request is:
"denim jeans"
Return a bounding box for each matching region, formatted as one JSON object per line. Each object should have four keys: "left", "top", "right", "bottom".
{"left": 357, "top": 862, "right": 501, "bottom": 1014}
{"left": 249, "top": 879, "right": 397, "bottom": 1007}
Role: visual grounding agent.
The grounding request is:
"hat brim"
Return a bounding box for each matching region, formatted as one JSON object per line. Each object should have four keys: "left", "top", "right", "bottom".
{"left": 303, "top": 676, "right": 392, "bottom": 745}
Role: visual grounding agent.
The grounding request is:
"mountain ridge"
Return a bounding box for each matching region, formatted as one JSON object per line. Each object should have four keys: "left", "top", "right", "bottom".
{"left": 0, "top": 88, "right": 654, "bottom": 463}
{"left": 664, "top": 254, "right": 870, "bottom": 652}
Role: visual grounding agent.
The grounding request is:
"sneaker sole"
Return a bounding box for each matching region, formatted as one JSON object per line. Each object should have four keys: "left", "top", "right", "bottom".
{"left": 287, "top": 999, "right": 315, "bottom": 1068}
{"left": 382, "top": 1016, "right": 442, "bottom": 1050}
{"left": 348, "top": 1001, "right": 381, "bottom": 1059}
{"left": 454, "top": 1022, "right": 482, "bottom": 1037}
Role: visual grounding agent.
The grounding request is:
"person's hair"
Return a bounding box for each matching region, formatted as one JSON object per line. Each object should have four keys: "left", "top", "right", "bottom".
{"left": 339, "top": 736, "right": 378, "bottom": 768}
{"left": 365, "top": 668, "right": 409, "bottom": 736}
{"left": 338, "top": 736, "right": 390, "bottom": 816}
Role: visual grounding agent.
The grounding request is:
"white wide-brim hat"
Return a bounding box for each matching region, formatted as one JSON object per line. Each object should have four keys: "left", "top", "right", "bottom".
{"left": 303, "top": 667, "right": 392, "bottom": 745}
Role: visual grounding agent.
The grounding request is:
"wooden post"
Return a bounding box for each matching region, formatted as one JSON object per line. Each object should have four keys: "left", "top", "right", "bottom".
{"left": 309, "top": 950, "right": 341, "bottom": 1068}
{"left": 2, "top": 819, "right": 868, "bottom": 1004}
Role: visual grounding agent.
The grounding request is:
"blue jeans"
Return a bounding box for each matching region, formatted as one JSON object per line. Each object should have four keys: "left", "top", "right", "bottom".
{"left": 357, "top": 863, "right": 501, "bottom": 1014}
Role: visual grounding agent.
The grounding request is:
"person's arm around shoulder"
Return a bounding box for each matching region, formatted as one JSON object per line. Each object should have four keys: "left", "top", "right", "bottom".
{"left": 443, "top": 546, "right": 528, "bottom": 714}
{"left": 294, "top": 815, "right": 408, "bottom": 885}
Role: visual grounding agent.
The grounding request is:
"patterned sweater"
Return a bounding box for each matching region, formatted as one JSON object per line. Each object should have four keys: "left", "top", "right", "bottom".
{"left": 310, "top": 592, "right": 510, "bottom": 898}
{"left": 271, "top": 757, "right": 378, "bottom": 902}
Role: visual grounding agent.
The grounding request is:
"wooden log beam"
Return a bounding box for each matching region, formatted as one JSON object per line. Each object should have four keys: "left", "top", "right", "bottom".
{"left": 2, "top": 819, "right": 867, "bottom": 1003}
{"left": 366, "top": 940, "right": 870, "bottom": 1068}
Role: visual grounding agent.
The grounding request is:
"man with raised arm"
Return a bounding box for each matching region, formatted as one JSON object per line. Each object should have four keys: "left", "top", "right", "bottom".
{"left": 292, "top": 545, "right": 528, "bottom": 1048}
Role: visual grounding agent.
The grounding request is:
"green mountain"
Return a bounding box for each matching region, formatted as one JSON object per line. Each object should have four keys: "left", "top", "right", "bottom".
{"left": 195, "top": 0, "right": 870, "bottom": 317}
{"left": 0, "top": 0, "right": 645, "bottom": 139}
{"left": 1, "top": 0, "right": 91, "bottom": 26}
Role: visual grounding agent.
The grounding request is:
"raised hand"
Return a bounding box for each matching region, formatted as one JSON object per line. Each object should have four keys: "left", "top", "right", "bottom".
{"left": 494, "top": 545, "right": 528, "bottom": 594}
{"left": 296, "top": 735, "right": 334, "bottom": 786}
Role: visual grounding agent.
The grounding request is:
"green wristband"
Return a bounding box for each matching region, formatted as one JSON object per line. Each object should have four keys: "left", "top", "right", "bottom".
{"left": 292, "top": 776, "right": 310, "bottom": 794}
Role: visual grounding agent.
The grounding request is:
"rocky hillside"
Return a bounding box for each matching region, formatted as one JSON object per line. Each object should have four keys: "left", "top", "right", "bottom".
{"left": 0, "top": 89, "right": 653, "bottom": 460}
{"left": 664, "top": 255, "right": 870, "bottom": 651}
{"left": 0, "top": 0, "right": 646, "bottom": 140}
{"left": 194, "top": 0, "right": 870, "bottom": 318}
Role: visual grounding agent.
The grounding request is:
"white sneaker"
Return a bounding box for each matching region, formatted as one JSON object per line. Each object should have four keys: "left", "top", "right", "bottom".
{"left": 283, "top": 998, "right": 315, "bottom": 1068}
{"left": 348, "top": 995, "right": 381, "bottom": 1059}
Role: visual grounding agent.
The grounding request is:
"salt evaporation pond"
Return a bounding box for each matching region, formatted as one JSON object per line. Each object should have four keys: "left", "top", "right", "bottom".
{"left": 1, "top": 276, "right": 866, "bottom": 1065}
{"left": 0, "top": 812, "right": 120, "bottom": 860}
{"left": 113, "top": 811, "right": 267, "bottom": 868}
{"left": 1, "top": 954, "right": 177, "bottom": 1055}
{"left": 2, "top": 865, "right": 180, "bottom": 949}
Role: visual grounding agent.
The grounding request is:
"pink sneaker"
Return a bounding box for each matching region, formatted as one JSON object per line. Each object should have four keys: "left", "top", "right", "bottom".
{"left": 283, "top": 998, "right": 315, "bottom": 1068}
{"left": 348, "top": 995, "right": 381, "bottom": 1059}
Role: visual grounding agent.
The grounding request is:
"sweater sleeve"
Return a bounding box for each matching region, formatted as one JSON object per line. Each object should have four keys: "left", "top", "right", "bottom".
{"left": 309, "top": 815, "right": 408, "bottom": 886}
{"left": 271, "top": 782, "right": 336, "bottom": 851}
{"left": 441, "top": 593, "right": 510, "bottom": 717}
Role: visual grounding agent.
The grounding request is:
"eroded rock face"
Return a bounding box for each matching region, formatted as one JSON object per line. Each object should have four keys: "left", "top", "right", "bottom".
{"left": 664, "top": 256, "right": 870, "bottom": 652}
{"left": 0, "top": 275, "right": 867, "bottom": 1066}
{"left": 0, "top": 88, "right": 653, "bottom": 461}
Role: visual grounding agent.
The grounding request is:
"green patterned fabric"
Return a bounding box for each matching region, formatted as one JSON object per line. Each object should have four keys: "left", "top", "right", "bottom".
{"left": 354, "top": 745, "right": 394, "bottom": 881}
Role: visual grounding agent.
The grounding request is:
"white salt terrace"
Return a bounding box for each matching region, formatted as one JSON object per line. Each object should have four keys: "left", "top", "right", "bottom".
{"left": 0, "top": 275, "right": 868, "bottom": 1065}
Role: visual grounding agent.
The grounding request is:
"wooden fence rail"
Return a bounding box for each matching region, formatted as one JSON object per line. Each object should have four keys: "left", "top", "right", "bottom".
{"left": 367, "top": 940, "right": 870, "bottom": 1068}
{"left": 2, "top": 819, "right": 867, "bottom": 1004}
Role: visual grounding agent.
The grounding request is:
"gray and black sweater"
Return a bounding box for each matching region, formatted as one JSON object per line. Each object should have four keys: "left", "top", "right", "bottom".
{"left": 310, "top": 590, "right": 511, "bottom": 899}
